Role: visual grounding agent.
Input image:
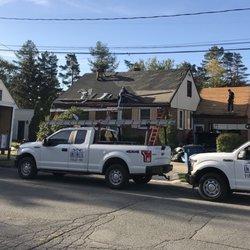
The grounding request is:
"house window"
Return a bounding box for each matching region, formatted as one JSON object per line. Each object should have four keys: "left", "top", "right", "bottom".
{"left": 140, "top": 108, "right": 150, "bottom": 120}
{"left": 79, "top": 111, "right": 89, "bottom": 120}
{"left": 109, "top": 111, "right": 117, "bottom": 120}
{"left": 187, "top": 81, "right": 192, "bottom": 97}
{"left": 0, "top": 90, "right": 2, "bottom": 101}
{"left": 122, "top": 108, "right": 132, "bottom": 120}
{"left": 178, "top": 110, "right": 184, "bottom": 130}
{"left": 95, "top": 111, "right": 106, "bottom": 120}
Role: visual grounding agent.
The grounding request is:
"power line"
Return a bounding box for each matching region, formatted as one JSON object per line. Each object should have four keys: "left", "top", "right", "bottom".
{"left": 0, "top": 7, "right": 250, "bottom": 21}
{"left": 1, "top": 47, "right": 250, "bottom": 55}
{"left": 4, "top": 40, "right": 250, "bottom": 50}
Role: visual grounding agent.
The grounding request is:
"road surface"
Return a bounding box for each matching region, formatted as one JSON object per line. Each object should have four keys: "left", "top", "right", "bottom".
{"left": 0, "top": 167, "right": 250, "bottom": 249}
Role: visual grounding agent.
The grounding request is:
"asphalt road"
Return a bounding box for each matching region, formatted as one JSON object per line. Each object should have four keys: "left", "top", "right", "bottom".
{"left": 0, "top": 167, "right": 250, "bottom": 250}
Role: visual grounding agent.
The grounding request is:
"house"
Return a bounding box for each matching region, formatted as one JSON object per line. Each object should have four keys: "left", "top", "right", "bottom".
{"left": 0, "top": 79, "right": 16, "bottom": 150}
{"left": 193, "top": 86, "right": 250, "bottom": 147}
{"left": 0, "top": 79, "right": 34, "bottom": 146}
{"left": 12, "top": 109, "right": 34, "bottom": 141}
{"left": 51, "top": 69, "right": 200, "bottom": 144}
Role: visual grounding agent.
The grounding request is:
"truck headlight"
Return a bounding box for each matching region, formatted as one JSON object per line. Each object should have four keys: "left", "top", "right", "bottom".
{"left": 189, "top": 159, "right": 197, "bottom": 171}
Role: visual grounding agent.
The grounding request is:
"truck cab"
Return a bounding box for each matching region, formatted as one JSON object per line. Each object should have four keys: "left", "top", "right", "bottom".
{"left": 16, "top": 127, "right": 172, "bottom": 189}
{"left": 186, "top": 141, "right": 250, "bottom": 201}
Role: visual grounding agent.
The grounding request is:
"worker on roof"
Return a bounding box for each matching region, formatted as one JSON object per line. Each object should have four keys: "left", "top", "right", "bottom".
{"left": 227, "top": 89, "right": 235, "bottom": 112}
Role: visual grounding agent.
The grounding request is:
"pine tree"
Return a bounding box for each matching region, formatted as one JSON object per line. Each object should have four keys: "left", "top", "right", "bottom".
{"left": 89, "top": 41, "right": 118, "bottom": 78}
{"left": 38, "top": 51, "right": 60, "bottom": 114}
{"left": 10, "top": 40, "right": 40, "bottom": 108}
{"left": 59, "top": 53, "right": 80, "bottom": 87}
{"left": 0, "top": 58, "right": 17, "bottom": 88}
{"left": 223, "top": 52, "right": 248, "bottom": 86}
{"left": 202, "top": 46, "right": 225, "bottom": 87}
{"left": 29, "top": 51, "right": 61, "bottom": 140}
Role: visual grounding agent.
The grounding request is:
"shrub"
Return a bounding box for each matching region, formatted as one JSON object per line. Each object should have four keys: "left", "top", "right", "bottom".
{"left": 216, "top": 133, "right": 245, "bottom": 152}
{"left": 159, "top": 124, "right": 178, "bottom": 149}
{"left": 36, "top": 107, "right": 88, "bottom": 141}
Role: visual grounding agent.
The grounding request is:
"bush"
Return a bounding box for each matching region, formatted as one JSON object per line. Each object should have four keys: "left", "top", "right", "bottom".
{"left": 36, "top": 107, "right": 88, "bottom": 141}
{"left": 216, "top": 133, "right": 245, "bottom": 152}
{"left": 159, "top": 124, "right": 178, "bottom": 149}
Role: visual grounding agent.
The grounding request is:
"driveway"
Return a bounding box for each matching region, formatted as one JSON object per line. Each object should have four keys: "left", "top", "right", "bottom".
{"left": 0, "top": 167, "right": 250, "bottom": 249}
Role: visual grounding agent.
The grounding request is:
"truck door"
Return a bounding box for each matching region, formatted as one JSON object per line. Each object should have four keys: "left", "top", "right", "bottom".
{"left": 68, "top": 129, "right": 88, "bottom": 171}
{"left": 39, "top": 130, "right": 73, "bottom": 170}
{"left": 235, "top": 146, "right": 250, "bottom": 190}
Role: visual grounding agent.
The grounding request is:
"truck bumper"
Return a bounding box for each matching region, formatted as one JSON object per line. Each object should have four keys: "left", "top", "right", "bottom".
{"left": 146, "top": 164, "right": 173, "bottom": 175}
{"left": 185, "top": 173, "right": 196, "bottom": 186}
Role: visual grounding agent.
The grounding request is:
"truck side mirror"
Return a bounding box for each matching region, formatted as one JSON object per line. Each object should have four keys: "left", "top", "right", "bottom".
{"left": 238, "top": 150, "right": 246, "bottom": 160}
{"left": 43, "top": 138, "right": 49, "bottom": 146}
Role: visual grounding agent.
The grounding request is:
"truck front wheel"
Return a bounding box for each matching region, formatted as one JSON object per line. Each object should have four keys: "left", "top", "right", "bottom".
{"left": 18, "top": 156, "right": 37, "bottom": 179}
{"left": 105, "top": 164, "right": 129, "bottom": 189}
{"left": 132, "top": 174, "right": 152, "bottom": 184}
{"left": 198, "top": 173, "right": 229, "bottom": 201}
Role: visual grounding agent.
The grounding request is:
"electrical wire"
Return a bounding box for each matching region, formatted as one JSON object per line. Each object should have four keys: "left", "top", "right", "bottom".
{"left": 0, "top": 7, "right": 250, "bottom": 21}
{"left": 3, "top": 40, "right": 250, "bottom": 50}
{"left": 0, "top": 47, "right": 250, "bottom": 55}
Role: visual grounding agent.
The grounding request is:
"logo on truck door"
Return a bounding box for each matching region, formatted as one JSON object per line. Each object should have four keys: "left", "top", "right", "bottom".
{"left": 70, "top": 148, "right": 84, "bottom": 162}
{"left": 244, "top": 164, "right": 250, "bottom": 178}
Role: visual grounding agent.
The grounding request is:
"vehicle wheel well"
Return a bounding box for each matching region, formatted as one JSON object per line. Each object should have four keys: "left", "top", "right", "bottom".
{"left": 102, "top": 157, "right": 129, "bottom": 175}
{"left": 18, "top": 153, "right": 36, "bottom": 166}
{"left": 195, "top": 167, "right": 230, "bottom": 188}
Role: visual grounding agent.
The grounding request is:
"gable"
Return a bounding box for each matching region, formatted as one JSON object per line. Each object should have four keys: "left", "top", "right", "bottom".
{"left": 0, "top": 79, "right": 16, "bottom": 106}
{"left": 170, "top": 70, "right": 200, "bottom": 111}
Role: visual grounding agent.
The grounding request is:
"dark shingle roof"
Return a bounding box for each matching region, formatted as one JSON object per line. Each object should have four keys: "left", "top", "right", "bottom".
{"left": 55, "top": 69, "right": 188, "bottom": 102}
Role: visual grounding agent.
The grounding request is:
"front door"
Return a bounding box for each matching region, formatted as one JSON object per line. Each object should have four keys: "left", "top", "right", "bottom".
{"left": 68, "top": 129, "right": 89, "bottom": 171}
{"left": 235, "top": 146, "right": 250, "bottom": 190}
{"left": 17, "top": 121, "right": 25, "bottom": 141}
{"left": 39, "top": 129, "right": 73, "bottom": 170}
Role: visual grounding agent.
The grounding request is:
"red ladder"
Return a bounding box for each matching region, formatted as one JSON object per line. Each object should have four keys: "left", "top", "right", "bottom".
{"left": 148, "top": 108, "right": 166, "bottom": 145}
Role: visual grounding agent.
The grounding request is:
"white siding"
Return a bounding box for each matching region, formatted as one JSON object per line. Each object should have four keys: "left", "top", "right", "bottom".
{"left": 12, "top": 109, "right": 34, "bottom": 141}
{"left": 0, "top": 79, "right": 16, "bottom": 106}
{"left": 170, "top": 71, "right": 200, "bottom": 111}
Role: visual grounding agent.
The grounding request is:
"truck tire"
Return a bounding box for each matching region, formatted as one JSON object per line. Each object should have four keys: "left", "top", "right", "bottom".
{"left": 18, "top": 156, "right": 37, "bottom": 179}
{"left": 105, "top": 164, "right": 129, "bottom": 189}
{"left": 132, "top": 174, "right": 152, "bottom": 184}
{"left": 198, "top": 172, "right": 229, "bottom": 201}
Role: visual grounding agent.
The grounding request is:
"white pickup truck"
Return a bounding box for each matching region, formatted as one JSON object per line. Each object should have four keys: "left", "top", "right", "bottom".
{"left": 186, "top": 141, "right": 250, "bottom": 201}
{"left": 16, "top": 127, "right": 172, "bottom": 189}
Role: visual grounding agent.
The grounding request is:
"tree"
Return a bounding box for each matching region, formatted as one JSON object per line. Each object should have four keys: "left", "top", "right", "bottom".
{"left": 222, "top": 52, "right": 248, "bottom": 86}
{"left": 59, "top": 53, "right": 80, "bottom": 87}
{"left": 10, "top": 40, "right": 40, "bottom": 109}
{"left": 0, "top": 58, "right": 17, "bottom": 88}
{"left": 89, "top": 41, "right": 118, "bottom": 78}
{"left": 201, "top": 46, "right": 225, "bottom": 87}
{"left": 124, "top": 57, "right": 174, "bottom": 71}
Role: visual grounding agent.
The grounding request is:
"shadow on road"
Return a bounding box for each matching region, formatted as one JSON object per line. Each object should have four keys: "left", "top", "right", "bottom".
{"left": 0, "top": 168, "right": 250, "bottom": 222}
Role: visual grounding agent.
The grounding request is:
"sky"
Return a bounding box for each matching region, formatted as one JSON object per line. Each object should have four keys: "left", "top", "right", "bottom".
{"left": 0, "top": 0, "right": 250, "bottom": 79}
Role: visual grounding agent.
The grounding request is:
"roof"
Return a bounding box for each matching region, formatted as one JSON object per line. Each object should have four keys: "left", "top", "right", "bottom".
{"left": 54, "top": 69, "right": 188, "bottom": 108}
{"left": 196, "top": 86, "right": 250, "bottom": 117}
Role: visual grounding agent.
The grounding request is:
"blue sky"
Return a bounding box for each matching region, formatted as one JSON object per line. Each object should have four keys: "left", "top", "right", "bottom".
{"left": 0, "top": 0, "right": 250, "bottom": 78}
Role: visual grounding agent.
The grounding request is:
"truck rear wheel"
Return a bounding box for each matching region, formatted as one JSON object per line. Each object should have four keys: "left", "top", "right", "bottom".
{"left": 105, "top": 164, "right": 129, "bottom": 189}
{"left": 198, "top": 173, "right": 229, "bottom": 201}
{"left": 132, "top": 174, "right": 152, "bottom": 184}
{"left": 18, "top": 156, "right": 37, "bottom": 179}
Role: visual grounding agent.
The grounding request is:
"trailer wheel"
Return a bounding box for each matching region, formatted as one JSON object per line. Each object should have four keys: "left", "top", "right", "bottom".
{"left": 105, "top": 163, "right": 129, "bottom": 189}
{"left": 132, "top": 174, "right": 152, "bottom": 184}
{"left": 198, "top": 172, "right": 229, "bottom": 201}
{"left": 18, "top": 156, "right": 37, "bottom": 179}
